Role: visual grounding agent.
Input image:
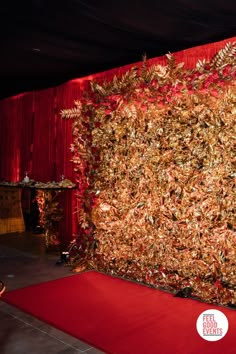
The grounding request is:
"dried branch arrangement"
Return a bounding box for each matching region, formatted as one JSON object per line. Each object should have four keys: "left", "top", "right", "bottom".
{"left": 62, "top": 42, "right": 236, "bottom": 305}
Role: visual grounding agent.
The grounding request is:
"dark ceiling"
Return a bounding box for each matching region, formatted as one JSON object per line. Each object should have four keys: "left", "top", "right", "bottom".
{"left": 1, "top": 0, "right": 236, "bottom": 100}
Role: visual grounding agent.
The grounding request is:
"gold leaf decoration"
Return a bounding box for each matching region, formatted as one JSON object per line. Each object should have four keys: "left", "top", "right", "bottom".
{"left": 62, "top": 43, "right": 236, "bottom": 305}
{"left": 60, "top": 107, "right": 81, "bottom": 119}
{"left": 210, "top": 42, "right": 236, "bottom": 69}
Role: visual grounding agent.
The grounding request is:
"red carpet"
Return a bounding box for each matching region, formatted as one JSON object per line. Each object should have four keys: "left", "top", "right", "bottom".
{"left": 2, "top": 271, "right": 236, "bottom": 354}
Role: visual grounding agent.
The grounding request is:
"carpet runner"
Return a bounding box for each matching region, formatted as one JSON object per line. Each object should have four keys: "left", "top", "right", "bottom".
{"left": 2, "top": 271, "right": 236, "bottom": 354}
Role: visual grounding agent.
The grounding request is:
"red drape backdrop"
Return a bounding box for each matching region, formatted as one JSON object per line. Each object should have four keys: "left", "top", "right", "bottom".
{"left": 0, "top": 36, "right": 235, "bottom": 244}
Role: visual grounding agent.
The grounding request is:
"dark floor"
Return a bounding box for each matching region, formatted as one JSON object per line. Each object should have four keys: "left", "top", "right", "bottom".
{"left": 0, "top": 232, "right": 104, "bottom": 354}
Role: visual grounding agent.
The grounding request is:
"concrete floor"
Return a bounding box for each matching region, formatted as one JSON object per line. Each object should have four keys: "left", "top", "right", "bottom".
{"left": 0, "top": 232, "right": 104, "bottom": 354}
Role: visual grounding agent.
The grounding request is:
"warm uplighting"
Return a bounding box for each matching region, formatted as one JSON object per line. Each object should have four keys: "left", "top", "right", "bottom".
{"left": 63, "top": 42, "right": 236, "bottom": 305}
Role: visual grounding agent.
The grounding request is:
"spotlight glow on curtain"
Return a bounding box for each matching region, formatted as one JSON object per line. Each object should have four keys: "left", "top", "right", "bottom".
{"left": 0, "top": 36, "right": 235, "bottom": 244}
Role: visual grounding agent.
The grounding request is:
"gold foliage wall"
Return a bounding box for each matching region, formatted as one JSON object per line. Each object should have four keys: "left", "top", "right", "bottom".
{"left": 62, "top": 43, "right": 236, "bottom": 305}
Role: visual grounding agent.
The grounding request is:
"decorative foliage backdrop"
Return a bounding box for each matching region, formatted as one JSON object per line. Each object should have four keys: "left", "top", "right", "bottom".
{"left": 62, "top": 42, "right": 236, "bottom": 305}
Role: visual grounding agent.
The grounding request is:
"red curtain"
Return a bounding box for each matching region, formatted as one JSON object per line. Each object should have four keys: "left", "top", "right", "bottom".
{"left": 0, "top": 36, "right": 235, "bottom": 244}
{"left": 0, "top": 93, "right": 34, "bottom": 181}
